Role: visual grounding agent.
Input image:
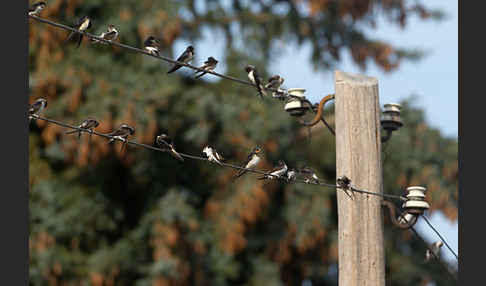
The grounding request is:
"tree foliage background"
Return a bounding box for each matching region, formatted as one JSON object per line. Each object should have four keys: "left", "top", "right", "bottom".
{"left": 29, "top": 0, "right": 457, "bottom": 285}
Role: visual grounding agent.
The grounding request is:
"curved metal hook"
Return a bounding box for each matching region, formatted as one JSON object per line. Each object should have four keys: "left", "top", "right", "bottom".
{"left": 382, "top": 200, "right": 418, "bottom": 229}
{"left": 298, "top": 94, "right": 336, "bottom": 135}
{"left": 381, "top": 129, "right": 392, "bottom": 143}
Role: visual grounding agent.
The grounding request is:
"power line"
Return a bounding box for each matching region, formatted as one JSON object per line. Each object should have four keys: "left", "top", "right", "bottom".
{"left": 390, "top": 204, "right": 458, "bottom": 281}
{"left": 28, "top": 15, "right": 283, "bottom": 94}
{"left": 31, "top": 114, "right": 404, "bottom": 202}
{"left": 422, "top": 215, "right": 459, "bottom": 260}
{"left": 409, "top": 225, "right": 458, "bottom": 282}
{"left": 32, "top": 115, "right": 335, "bottom": 185}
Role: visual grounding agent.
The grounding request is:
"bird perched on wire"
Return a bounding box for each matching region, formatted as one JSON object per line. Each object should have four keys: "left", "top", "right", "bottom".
{"left": 245, "top": 65, "right": 267, "bottom": 98}
{"left": 65, "top": 118, "right": 100, "bottom": 139}
{"left": 425, "top": 241, "right": 444, "bottom": 262}
{"left": 194, "top": 57, "right": 218, "bottom": 79}
{"left": 65, "top": 16, "right": 92, "bottom": 48}
{"left": 258, "top": 160, "right": 288, "bottom": 180}
{"left": 265, "top": 75, "right": 284, "bottom": 90}
{"left": 91, "top": 24, "right": 118, "bottom": 44}
{"left": 286, "top": 168, "right": 297, "bottom": 182}
{"left": 28, "top": 2, "right": 46, "bottom": 16}
{"left": 143, "top": 36, "right": 160, "bottom": 56}
{"left": 155, "top": 134, "right": 184, "bottom": 162}
{"left": 167, "top": 46, "right": 194, "bottom": 74}
{"left": 28, "top": 98, "right": 48, "bottom": 122}
{"left": 299, "top": 166, "right": 319, "bottom": 184}
{"left": 106, "top": 124, "right": 135, "bottom": 153}
{"left": 203, "top": 145, "right": 224, "bottom": 165}
{"left": 265, "top": 75, "right": 287, "bottom": 100}
{"left": 234, "top": 147, "right": 263, "bottom": 179}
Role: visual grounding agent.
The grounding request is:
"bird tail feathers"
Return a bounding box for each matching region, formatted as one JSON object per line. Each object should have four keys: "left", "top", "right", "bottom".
{"left": 195, "top": 72, "right": 207, "bottom": 79}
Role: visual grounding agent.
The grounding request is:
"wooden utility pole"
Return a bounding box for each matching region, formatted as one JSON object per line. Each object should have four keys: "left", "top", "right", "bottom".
{"left": 334, "top": 71, "right": 385, "bottom": 286}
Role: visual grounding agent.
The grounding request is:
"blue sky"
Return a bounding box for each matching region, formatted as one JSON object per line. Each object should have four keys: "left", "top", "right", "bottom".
{"left": 190, "top": 0, "right": 458, "bottom": 265}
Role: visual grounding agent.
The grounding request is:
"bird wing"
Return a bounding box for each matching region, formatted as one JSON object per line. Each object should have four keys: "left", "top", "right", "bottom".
{"left": 252, "top": 69, "right": 262, "bottom": 86}
{"left": 104, "top": 30, "right": 117, "bottom": 40}
{"left": 258, "top": 166, "right": 279, "bottom": 180}
{"left": 195, "top": 71, "right": 208, "bottom": 79}
{"left": 252, "top": 69, "right": 267, "bottom": 97}
{"left": 169, "top": 147, "right": 184, "bottom": 162}
{"left": 195, "top": 63, "right": 209, "bottom": 74}
{"left": 65, "top": 31, "right": 78, "bottom": 43}
{"left": 235, "top": 153, "right": 253, "bottom": 177}
{"left": 77, "top": 34, "right": 84, "bottom": 48}
{"left": 215, "top": 151, "right": 224, "bottom": 161}
{"left": 84, "top": 120, "right": 98, "bottom": 129}
{"left": 176, "top": 50, "right": 190, "bottom": 62}
{"left": 167, "top": 62, "right": 183, "bottom": 74}
{"left": 267, "top": 75, "right": 280, "bottom": 83}
{"left": 156, "top": 140, "right": 170, "bottom": 150}
{"left": 108, "top": 129, "right": 125, "bottom": 136}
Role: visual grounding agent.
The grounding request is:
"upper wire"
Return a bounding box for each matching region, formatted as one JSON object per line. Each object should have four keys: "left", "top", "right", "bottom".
{"left": 28, "top": 15, "right": 284, "bottom": 94}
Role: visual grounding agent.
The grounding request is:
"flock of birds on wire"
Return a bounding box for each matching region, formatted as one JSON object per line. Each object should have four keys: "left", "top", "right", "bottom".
{"left": 29, "top": 2, "right": 288, "bottom": 99}
{"left": 27, "top": 2, "right": 320, "bottom": 183}
{"left": 28, "top": 1, "right": 448, "bottom": 262}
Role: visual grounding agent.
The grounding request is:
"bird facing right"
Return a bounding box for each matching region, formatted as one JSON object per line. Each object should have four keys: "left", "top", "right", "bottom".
{"left": 65, "top": 16, "right": 92, "bottom": 48}
{"left": 234, "top": 146, "right": 263, "bottom": 179}
{"left": 144, "top": 36, "right": 160, "bottom": 56}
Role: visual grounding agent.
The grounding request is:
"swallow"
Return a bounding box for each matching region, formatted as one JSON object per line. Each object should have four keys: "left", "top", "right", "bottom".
{"left": 28, "top": 98, "right": 48, "bottom": 122}
{"left": 155, "top": 134, "right": 184, "bottom": 162}
{"left": 265, "top": 75, "right": 284, "bottom": 90}
{"left": 258, "top": 160, "right": 288, "bottom": 180}
{"left": 245, "top": 65, "right": 267, "bottom": 98}
{"left": 299, "top": 166, "right": 319, "bottom": 184}
{"left": 65, "top": 118, "right": 100, "bottom": 139}
{"left": 425, "top": 241, "right": 444, "bottom": 262}
{"left": 265, "top": 75, "right": 287, "bottom": 99}
{"left": 203, "top": 145, "right": 224, "bottom": 165}
{"left": 286, "top": 168, "right": 297, "bottom": 181}
{"left": 194, "top": 57, "right": 218, "bottom": 79}
{"left": 28, "top": 2, "right": 46, "bottom": 16}
{"left": 65, "top": 16, "right": 92, "bottom": 48}
{"left": 144, "top": 36, "right": 160, "bottom": 56}
{"left": 234, "top": 146, "right": 263, "bottom": 179}
{"left": 91, "top": 24, "right": 118, "bottom": 44}
{"left": 106, "top": 124, "right": 135, "bottom": 153}
{"left": 167, "top": 45, "right": 194, "bottom": 74}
